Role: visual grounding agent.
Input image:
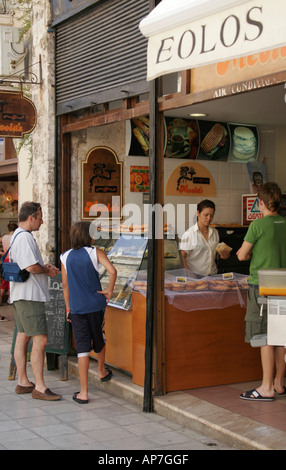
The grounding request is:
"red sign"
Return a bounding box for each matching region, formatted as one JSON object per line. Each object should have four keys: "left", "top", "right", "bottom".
{"left": 242, "top": 194, "right": 263, "bottom": 225}
{"left": 0, "top": 90, "right": 36, "bottom": 137}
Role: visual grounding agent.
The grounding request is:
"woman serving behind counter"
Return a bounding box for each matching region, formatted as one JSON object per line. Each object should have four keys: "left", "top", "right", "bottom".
{"left": 180, "top": 199, "right": 230, "bottom": 277}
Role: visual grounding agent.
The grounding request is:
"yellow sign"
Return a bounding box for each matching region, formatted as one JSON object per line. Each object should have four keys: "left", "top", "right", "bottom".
{"left": 166, "top": 162, "right": 216, "bottom": 197}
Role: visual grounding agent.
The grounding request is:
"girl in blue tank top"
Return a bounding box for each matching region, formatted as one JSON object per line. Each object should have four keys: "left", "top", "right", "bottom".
{"left": 60, "top": 222, "right": 117, "bottom": 404}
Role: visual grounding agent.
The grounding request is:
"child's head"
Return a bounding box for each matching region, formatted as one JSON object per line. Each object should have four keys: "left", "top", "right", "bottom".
{"left": 70, "top": 221, "right": 92, "bottom": 249}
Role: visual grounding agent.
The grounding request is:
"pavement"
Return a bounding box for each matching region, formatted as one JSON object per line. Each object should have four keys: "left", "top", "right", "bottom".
{"left": 1, "top": 303, "right": 286, "bottom": 451}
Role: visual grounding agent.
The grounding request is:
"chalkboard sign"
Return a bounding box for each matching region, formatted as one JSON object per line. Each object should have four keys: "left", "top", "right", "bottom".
{"left": 45, "top": 273, "right": 69, "bottom": 353}
{"left": 10, "top": 273, "right": 70, "bottom": 356}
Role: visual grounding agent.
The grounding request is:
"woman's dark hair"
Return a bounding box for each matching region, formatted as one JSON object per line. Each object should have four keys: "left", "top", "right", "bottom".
{"left": 257, "top": 182, "right": 282, "bottom": 212}
{"left": 70, "top": 221, "right": 92, "bottom": 250}
{"left": 197, "top": 199, "right": 216, "bottom": 213}
{"left": 18, "top": 202, "right": 41, "bottom": 222}
{"left": 7, "top": 221, "right": 18, "bottom": 232}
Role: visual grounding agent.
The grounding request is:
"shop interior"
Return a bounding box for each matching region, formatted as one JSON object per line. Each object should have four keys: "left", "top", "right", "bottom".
{"left": 86, "top": 78, "right": 286, "bottom": 392}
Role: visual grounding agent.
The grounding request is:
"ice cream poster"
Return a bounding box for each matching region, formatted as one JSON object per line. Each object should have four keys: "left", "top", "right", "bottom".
{"left": 228, "top": 124, "right": 259, "bottom": 163}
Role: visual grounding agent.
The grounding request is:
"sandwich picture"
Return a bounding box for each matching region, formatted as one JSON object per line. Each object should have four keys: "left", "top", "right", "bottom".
{"left": 232, "top": 126, "right": 257, "bottom": 160}
{"left": 200, "top": 123, "right": 228, "bottom": 157}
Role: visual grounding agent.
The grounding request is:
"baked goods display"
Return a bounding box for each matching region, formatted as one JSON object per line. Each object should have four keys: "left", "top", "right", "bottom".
{"left": 209, "top": 279, "right": 238, "bottom": 291}
{"left": 132, "top": 280, "right": 147, "bottom": 292}
{"left": 132, "top": 275, "right": 249, "bottom": 293}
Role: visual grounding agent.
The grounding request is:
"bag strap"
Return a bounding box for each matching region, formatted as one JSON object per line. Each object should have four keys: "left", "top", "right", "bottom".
{"left": 1, "top": 230, "right": 28, "bottom": 263}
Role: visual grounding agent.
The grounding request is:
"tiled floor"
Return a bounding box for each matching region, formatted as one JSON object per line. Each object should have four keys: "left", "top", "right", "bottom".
{"left": 186, "top": 381, "right": 286, "bottom": 433}
{"left": 2, "top": 302, "right": 286, "bottom": 445}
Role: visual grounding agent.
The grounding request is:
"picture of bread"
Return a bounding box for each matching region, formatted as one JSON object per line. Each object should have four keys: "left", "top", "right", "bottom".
{"left": 201, "top": 123, "right": 227, "bottom": 156}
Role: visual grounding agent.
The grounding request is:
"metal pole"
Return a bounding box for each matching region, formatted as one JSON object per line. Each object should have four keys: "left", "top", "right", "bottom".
{"left": 143, "top": 0, "right": 165, "bottom": 412}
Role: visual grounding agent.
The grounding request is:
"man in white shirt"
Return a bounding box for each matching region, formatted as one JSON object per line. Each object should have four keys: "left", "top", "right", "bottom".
{"left": 11, "top": 202, "right": 62, "bottom": 401}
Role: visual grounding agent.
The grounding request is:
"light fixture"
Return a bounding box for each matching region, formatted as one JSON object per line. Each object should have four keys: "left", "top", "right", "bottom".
{"left": 189, "top": 113, "right": 208, "bottom": 117}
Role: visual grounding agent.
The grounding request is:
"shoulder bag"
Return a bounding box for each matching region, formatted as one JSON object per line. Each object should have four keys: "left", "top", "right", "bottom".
{"left": 1, "top": 231, "right": 30, "bottom": 282}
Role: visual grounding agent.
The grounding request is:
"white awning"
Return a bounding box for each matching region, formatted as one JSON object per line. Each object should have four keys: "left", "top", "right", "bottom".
{"left": 139, "top": 0, "right": 286, "bottom": 81}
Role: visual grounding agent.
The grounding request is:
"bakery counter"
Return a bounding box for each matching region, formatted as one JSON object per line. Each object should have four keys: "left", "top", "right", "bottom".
{"left": 132, "top": 289, "right": 262, "bottom": 392}
{"left": 132, "top": 270, "right": 249, "bottom": 312}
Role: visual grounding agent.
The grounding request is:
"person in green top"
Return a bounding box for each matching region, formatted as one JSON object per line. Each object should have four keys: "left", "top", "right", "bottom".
{"left": 237, "top": 182, "right": 286, "bottom": 402}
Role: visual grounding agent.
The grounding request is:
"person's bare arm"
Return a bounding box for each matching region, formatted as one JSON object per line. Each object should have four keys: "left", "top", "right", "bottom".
{"left": 61, "top": 262, "right": 71, "bottom": 320}
{"left": 236, "top": 241, "right": 253, "bottom": 261}
{"left": 25, "top": 263, "right": 59, "bottom": 277}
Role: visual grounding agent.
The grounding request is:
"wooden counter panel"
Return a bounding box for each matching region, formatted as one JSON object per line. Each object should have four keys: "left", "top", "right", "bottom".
{"left": 132, "top": 292, "right": 262, "bottom": 392}
{"left": 165, "top": 300, "right": 261, "bottom": 391}
{"left": 132, "top": 292, "right": 147, "bottom": 386}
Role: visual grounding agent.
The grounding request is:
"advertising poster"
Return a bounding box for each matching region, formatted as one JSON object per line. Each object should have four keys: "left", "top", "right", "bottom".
{"left": 242, "top": 194, "right": 263, "bottom": 225}
{"left": 164, "top": 117, "right": 199, "bottom": 159}
{"left": 130, "top": 166, "right": 149, "bottom": 192}
{"left": 228, "top": 124, "right": 259, "bottom": 163}
{"left": 197, "top": 120, "right": 229, "bottom": 161}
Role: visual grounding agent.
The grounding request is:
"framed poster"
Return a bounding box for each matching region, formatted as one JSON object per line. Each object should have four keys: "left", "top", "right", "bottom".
{"left": 165, "top": 117, "right": 199, "bottom": 159}
{"left": 228, "top": 124, "right": 259, "bottom": 163}
{"left": 81, "top": 147, "right": 122, "bottom": 220}
{"left": 197, "top": 120, "right": 229, "bottom": 161}
{"left": 130, "top": 166, "right": 149, "bottom": 192}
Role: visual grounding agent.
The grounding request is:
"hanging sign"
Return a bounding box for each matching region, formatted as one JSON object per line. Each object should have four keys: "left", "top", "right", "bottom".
{"left": 0, "top": 90, "right": 36, "bottom": 137}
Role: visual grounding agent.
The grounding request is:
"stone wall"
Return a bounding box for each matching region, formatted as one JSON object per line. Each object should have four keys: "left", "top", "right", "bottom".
{"left": 30, "top": 0, "right": 56, "bottom": 263}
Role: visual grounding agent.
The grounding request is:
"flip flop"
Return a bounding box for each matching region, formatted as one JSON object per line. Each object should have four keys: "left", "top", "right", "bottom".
{"left": 240, "top": 388, "right": 274, "bottom": 402}
{"left": 101, "top": 368, "right": 112, "bottom": 382}
{"left": 274, "top": 386, "right": 286, "bottom": 397}
{"left": 73, "top": 392, "right": 88, "bottom": 404}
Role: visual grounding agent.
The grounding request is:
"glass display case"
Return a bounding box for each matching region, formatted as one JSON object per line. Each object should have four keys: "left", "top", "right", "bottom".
{"left": 94, "top": 234, "right": 182, "bottom": 310}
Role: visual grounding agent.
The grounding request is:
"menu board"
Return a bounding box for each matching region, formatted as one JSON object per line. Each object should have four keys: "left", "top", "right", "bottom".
{"left": 45, "top": 274, "right": 69, "bottom": 353}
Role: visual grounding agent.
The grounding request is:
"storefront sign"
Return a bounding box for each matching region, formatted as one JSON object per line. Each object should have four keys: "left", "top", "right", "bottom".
{"left": 242, "top": 194, "right": 262, "bottom": 225}
{"left": 192, "top": 47, "right": 286, "bottom": 95}
{"left": 140, "top": 0, "right": 286, "bottom": 81}
{"left": 81, "top": 147, "right": 122, "bottom": 220}
{"left": 166, "top": 161, "right": 216, "bottom": 197}
{"left": 0, "top": 91, "right": 36, "bottom": 137}
{"left": 242, "top": 193, "right": 286, "bottom": 224}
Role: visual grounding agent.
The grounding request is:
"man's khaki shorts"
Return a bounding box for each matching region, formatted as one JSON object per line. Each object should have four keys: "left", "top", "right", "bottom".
{"left": 13, "top": 300, "right": 47, "bottom": 337}
{"left": 244, "top": 285, "right": 267, "bottom": 343}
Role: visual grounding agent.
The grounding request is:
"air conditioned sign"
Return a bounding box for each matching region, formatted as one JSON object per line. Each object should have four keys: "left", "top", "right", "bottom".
{"left": 0, "top": 91, "right": 36, "bottom": 137}
{"left": 141, "top": 0, "right": 286, "bottom": 81}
